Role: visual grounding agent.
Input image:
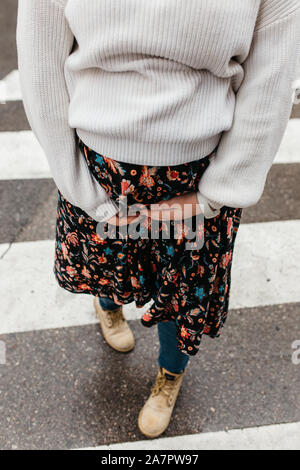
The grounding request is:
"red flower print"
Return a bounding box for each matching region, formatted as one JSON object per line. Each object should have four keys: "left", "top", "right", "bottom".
{"left": 142, "top": 313, "right": 152, "bottom": 322}
{"left": 227, "top": 218, "right": 233, "bottom": 237}
{"left": 81, "top": 266, "right": 91, "bottom": 278}
{"left": 66, "top": 232, "right": 79, "bottom": 246}
{"left": 130, "top": 277, "right": 141, "bottom": 288}
{"left": 197, "top": 265, "right": 205, "bottom": 277}
{"left": 121, "top": 179, "right": 135, "bottom": 195}
{"left": 91, "top": 233, "right": 105, "bottom": 244}
{"left": 66, "top": 265, "right": 77, "bottom": 277}
{"left": 103, "top": 156, "right": 118, "bottom": 174}
{"left": 97, "top": 255, "right": 107, "bottom": 264}
{"left": 166, "top": 169, "right": 179, "bottom": 181}
{"left": 139, "top": 167, "right": 155, "bottom": 188}
{"left": 78, "top": 283, "right": 93, "bottom": 291}
{"left": 99, "top": 278, "right": 110, "bottom": 285}
{"left": 180, "top": 325, "right": 190, "bottom": 339}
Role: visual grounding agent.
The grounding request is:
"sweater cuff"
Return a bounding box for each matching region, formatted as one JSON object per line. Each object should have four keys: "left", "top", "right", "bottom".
{"left": 94, "top": 198, "right": 119, "bottom": 223}
{"left": 196, "top": 191, "right": 223, "bottom": 219}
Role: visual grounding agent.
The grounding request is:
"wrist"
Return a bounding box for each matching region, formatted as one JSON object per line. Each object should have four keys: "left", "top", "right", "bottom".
{"left": 207, "top": 199, "right": 223, "bottom": 211}
{"left": 95, "top": 198, "right": 119, "bottom": 222}
{"left": 196, "top": 191, "right": 223, "bottom": 219}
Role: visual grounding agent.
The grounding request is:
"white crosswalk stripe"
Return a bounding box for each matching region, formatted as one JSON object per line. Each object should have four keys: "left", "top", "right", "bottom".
{"left": 275, "top": 119, "right": 300, "bottom": 164}
{"left": 0, "top": 131, "right": 51, "bottom": 179}
{"left": 0, "top": 70, "right": 22, "bottom": 103}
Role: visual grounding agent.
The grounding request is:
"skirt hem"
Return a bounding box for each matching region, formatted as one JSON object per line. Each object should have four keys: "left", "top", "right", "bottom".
{"left": 54, "top": 267, "right": 153, "bottom": 308}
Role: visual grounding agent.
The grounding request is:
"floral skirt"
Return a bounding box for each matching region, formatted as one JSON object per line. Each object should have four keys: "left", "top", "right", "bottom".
{"left": 54, "top": 132, "right": 243, "bottom": 356}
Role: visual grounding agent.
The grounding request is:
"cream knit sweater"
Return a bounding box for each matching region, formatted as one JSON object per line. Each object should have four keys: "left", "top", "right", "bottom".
{"left": 16, "top": 0, "right": 300, "bottom": 222}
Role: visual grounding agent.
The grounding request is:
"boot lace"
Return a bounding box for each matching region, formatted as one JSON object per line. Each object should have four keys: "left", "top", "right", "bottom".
{"left": 104, "top": 308, "right": 124, "bottom": 328}
{"left": 151, "top": 373, "right": 180, "bottom": 407}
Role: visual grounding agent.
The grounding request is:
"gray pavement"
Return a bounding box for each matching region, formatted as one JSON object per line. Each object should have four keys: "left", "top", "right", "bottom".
{"left": 0, "top": 303, "right": 299, "bottom": 450}
{"left": 0, "top": 0, "right": 18, "bottom": 80}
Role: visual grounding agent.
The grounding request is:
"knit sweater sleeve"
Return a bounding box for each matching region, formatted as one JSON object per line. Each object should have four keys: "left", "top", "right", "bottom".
{"left": 198, "top": 1, "right": 300, "bottom": 209}
{"left": 16, "top": 0, "right": 119, "bottom": 222}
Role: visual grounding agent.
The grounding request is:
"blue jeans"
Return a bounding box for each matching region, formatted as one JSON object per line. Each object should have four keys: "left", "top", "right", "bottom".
{"left": 99, "top": 297, "right": 190, "bottom": 374}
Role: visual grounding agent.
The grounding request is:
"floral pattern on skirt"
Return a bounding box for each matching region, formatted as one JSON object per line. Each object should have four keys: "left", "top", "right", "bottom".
{"left": 54, "top": 132, "right": 243, "bottom": 356}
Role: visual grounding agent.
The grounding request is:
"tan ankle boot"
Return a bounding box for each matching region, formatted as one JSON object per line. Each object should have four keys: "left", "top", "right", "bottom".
{"left": 138, "top": 366, "right": 185, "bottom": 438}
{"left": 94, "top": 297, "right": 135, "bottom": 352}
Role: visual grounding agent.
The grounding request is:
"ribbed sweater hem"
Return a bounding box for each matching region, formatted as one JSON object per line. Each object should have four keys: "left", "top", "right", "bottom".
{"left": 76, "top": 129, "right": 221, "bottom": 166}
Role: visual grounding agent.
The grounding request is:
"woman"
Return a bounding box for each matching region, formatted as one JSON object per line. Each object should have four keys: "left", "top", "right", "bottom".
{"left": 16, "top": 0, "right": 300, "bottom": 439}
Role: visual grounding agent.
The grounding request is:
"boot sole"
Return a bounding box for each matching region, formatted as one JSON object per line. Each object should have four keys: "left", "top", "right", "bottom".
{"left": 137, "top": 407, "right": 169, "bottom": 439}
{"left": 94, "top": 297, "right": 135, "bottom": 353}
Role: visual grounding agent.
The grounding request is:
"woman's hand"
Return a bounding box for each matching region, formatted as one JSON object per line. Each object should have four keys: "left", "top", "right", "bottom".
{"left": 106, "top": 201, "right": 144, "bottom": 226}
{"left": 106, "top": 192, "right": 222, "bottom": 224}
{"left": 139, "top": 192, "right": 220, "bottom": 221}
{"left": 144, "top": 192, "right": 200, "bottom": 221}
{"left": 106, "top": 212, "right": 140, "bottom": 226}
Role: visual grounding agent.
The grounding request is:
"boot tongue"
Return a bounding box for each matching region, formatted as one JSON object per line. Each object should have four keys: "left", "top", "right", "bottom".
{"left": 161, "top": 368, "right": 176, "bottom": 381}
{"left": 164, "top": 373, "right": 175, "bottom": 381}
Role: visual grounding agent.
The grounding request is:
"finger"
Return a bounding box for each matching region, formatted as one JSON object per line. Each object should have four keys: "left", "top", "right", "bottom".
{"left": 149, "top": 210, "right": 182, "bottom": 221}
{"left": 107, "top": 214, "right": 120, "bottom": 225}
{"left": 113, "top": 215, "right": 142, "bottom": 226}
